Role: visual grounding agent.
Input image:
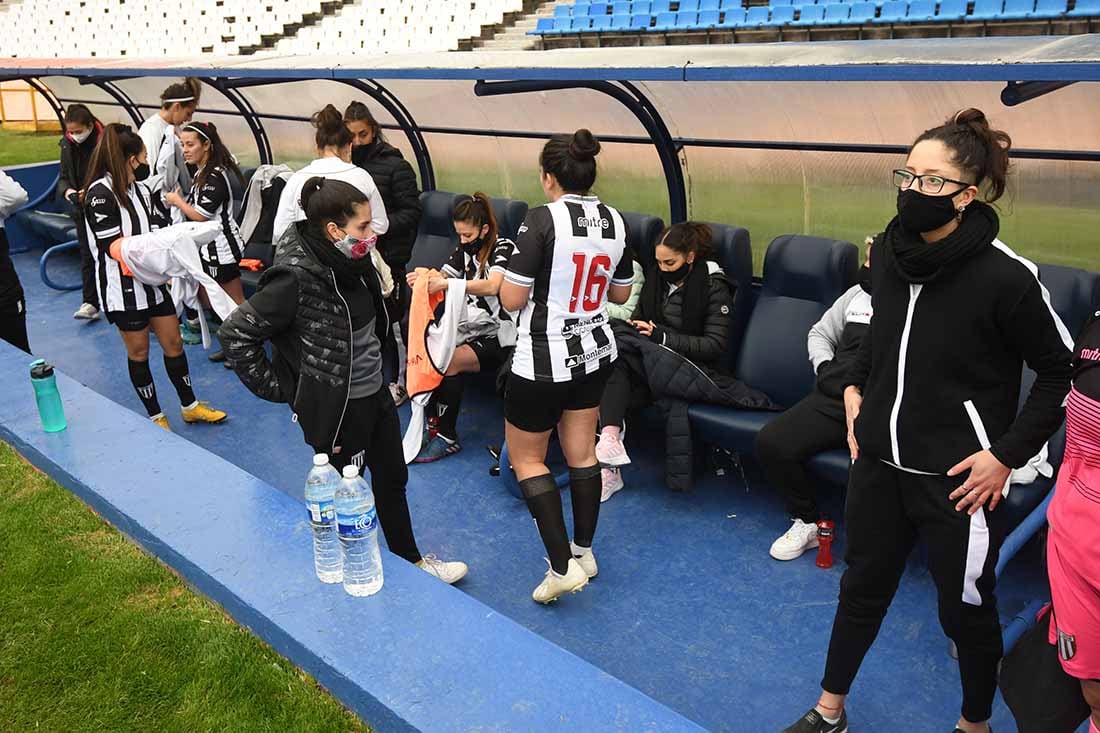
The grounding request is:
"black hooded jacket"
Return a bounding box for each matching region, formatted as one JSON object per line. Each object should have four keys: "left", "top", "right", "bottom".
{"left": 351, "top": 139, "right": 421, "bottom": 271}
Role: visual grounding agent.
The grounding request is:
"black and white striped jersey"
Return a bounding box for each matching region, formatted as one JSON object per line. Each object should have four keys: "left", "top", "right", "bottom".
{"left": 84, "top": 174, "right": 169, "bottom": 314}
{"left": 441, "top": 236, "right": 515, "bottom": 321}
{"left": 188, "top": 166, "right": 244, "bottom": 267}
{"left": 505, "top": 194, "right": 632, "bottom": 383}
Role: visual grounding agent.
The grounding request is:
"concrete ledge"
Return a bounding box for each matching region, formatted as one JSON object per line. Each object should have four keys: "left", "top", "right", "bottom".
{"left": 0, "top": 342, "right": 703, "bottom": 733}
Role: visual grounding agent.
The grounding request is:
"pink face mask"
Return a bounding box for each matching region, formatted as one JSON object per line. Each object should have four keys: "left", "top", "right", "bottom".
{"left": 334, "top": 232, "right": 377, "bottom": 260}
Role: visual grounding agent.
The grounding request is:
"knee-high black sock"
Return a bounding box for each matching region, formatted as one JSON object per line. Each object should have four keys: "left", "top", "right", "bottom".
{"left": 127, "top": 359, "right": 162, "bottom": 417}
{"left": 520, "top": 473, "right": 571, "bottom": 575}
{"left": 569, "top": 464, "right": 602, "bottom": 548}
{"left": 163, "top": 353, "right": 196, "bottom": 407}
{"left": 433, "top": 376, "right": 463, "bottom": 440}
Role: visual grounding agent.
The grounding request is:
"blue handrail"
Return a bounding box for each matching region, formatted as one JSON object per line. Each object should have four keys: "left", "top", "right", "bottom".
{"left": 39, "top": 240, "right": 82, "bottom": 291}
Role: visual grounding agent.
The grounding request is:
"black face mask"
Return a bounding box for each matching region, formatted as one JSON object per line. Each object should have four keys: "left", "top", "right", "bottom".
{"left": 133, "top": 162, "right": 151, "bottom": 182}
{"left": 462, "top": 236, "right": 484, "bottom": 256}
{"left": 659, "top": 261, "right": 691, "bottom": 285}
{"left": 896, "top": 188, "right": 958, "bottom": 234}
{"left": 858, "top": 264, "right": 872, "bottom": 294}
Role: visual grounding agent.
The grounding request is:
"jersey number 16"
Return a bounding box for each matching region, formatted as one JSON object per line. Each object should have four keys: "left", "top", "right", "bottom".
{"left": 569, "top": 252, "right": 611, "bottom": 313}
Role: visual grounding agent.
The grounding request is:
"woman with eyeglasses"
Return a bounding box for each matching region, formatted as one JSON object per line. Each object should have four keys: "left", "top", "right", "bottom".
{"left": 784, "top": 109, "right": 1073, "bottom": 733}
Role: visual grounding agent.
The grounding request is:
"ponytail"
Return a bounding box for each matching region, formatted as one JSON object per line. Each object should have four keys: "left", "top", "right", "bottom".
{"left": 81, "top": 122, "right": 144, "bottom": 212}
{"left": 913, "top": 107, "right": 1012, "bottom": 203}
{"left": 452, "top": 192, "right": 499, "bottom": 271}
{"left": 312, "top": 104, "right": 353, "bottom": 152}
{"left": 657, "top": 222, "right": 713, "bottom": 260}
{"left": 180, "top": 120, "right": 243, "bottom": 193}
{"left": 160, "top": 77, "right": 201, "bottom": 109}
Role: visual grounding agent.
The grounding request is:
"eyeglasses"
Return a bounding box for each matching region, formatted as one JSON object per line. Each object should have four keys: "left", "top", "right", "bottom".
{"left": 892, "top": 169, "right": 971, "bottom": 195}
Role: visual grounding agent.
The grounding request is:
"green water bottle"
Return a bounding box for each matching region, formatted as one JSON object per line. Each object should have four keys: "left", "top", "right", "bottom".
{"left": 29, "top": 359, "right": 67, "bottom": 433}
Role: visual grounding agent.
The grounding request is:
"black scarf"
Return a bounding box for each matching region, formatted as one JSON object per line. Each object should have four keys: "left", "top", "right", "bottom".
{"left": 297, "top": 221, "right": 376, "bottom": 278}
{"left": 637, "top": 259, "right": 709, "bottom": 336}
{"left": 881, "top": 201, "right": 999, "bottom": 283}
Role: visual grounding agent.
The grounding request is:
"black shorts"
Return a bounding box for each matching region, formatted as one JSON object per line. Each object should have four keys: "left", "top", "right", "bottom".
{"left": 202, "top": 260, "right": 241, "bottom": 284}
{"left": 504, "top": 364, "right": 613, "bottom": 434}
{"left": 106, "top": 296, "right": 177, "bottom": 332}
{"left": 467, "top": 336, "right": 510, "bottom": 374}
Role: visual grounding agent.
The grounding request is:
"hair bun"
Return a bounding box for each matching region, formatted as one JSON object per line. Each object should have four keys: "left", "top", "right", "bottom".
{"left": 953, "top": 108, "right": 988, "bottom": 128}
{"left": 312, "top": 104, "right": 344, "bottom": 133}
{"left": 567, "top": 128, "right": 601, "bottom": 162}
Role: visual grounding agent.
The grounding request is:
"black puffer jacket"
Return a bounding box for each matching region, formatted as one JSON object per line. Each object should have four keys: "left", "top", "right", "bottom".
{"left": 218, "top": 222, "right": 392, "bottom": 453}
{"left": 57, "top": 124, "right": 101, "bottom": 200}
{"left": 351, "top": 139, "right": 421, "bottom": 271}
{"left": 633, "top": 260, "right": 734, "bottom": 368}
{"left": 612, "top": 322, "right": 777, "bottom": 490}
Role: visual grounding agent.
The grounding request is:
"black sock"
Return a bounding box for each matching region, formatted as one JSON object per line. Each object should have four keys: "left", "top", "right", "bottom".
{"left": 520, "top": 473, "right": 571, "bottom": 575}
{"left": 127, "top": 359, "right": 162, "bottom": 417}
{"left": 163, "top": 353, "right": 196, "bottom": 407}
{"left": 433, "top": 376, "right": 463, "bottom": 440}
{"left": 183, "top": 306, "right": 198, "bottom": 321}
{"left": 569, "top": 464, "right": 602, "bottom": 548}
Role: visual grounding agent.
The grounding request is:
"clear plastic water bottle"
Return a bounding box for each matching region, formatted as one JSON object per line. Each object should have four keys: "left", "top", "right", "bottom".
{"left": 335, "top": 464, "right": 383, "bottom": 597}
{"left": 304, "top": 453, "right": 343, "bottom": 583}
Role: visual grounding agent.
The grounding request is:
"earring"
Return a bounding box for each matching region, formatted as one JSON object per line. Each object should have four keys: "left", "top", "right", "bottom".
{"left": 956, "top": 206, "right": 966, "bottom": 222}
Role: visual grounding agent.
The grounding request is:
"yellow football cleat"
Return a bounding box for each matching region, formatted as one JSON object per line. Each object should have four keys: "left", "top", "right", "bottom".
{"left": 181, "top": 401, "right": 228, "bottom": 425}
{"left": 152, "top": 414, "right": 172, "bottom": 431}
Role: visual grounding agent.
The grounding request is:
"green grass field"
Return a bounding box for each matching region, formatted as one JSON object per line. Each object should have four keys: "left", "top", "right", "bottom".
{"left": 0, "top": 442, "right": 370, "bottom": 733}
{"left": 0, "top": 128, "right": 61, "bottom": 167}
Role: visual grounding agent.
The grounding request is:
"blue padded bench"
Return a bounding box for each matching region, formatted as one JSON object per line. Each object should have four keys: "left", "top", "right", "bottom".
{"left": 689, "top": 235, "right": 859, "bottom": 457}
{"left": 489, "top": 197, "right": 529, "bottom": 243}
{"left": 408, "top": 190, "right": 463, "bottom": 271}
{"left": 619, "top": 210, "right": 665, "bottom": 269}
{"left": 15, "top": 209, "right": 77, "bottom": 245}
{"left": 703, "top": 222, "right": 754, "bottom": 371}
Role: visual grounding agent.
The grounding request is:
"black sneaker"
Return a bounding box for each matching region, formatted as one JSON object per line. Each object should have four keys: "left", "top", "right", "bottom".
{"left": 783, "top": 708, "right": 848, "bottom": 733}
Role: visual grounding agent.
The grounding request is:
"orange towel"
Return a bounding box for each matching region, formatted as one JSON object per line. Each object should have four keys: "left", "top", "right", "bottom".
{"left": 239, "top": 258, "right": 264, "bottom": 272}
{"left": 406, "top": 268, "right": 447, "bottom": 398}
{"left": 107, "top": 239, "right": 133, "bottom": 277}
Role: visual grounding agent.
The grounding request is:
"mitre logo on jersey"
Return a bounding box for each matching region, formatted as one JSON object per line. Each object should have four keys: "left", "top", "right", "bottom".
{"left": 1081, "top": 347, "right": 1100, "bottom": 362}
{"left": 576, "top": 215, "right": 609, "bottom": 230}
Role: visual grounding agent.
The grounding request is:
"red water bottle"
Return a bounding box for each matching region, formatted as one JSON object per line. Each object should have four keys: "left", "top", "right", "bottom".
{"left": 816, "top": 519, "right": 835, "bottom": 569}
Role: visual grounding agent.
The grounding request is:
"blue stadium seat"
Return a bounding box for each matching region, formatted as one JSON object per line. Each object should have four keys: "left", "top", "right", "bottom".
{"left": 1067, "top": 0, "right": 1100, "bottom": 15}
{"left": 970, "top": 0, "right": 1005, "bottom": 18}
{"left": 699, "top": 9, "right": 722, "bottom": 24}
{"left": 633, "top": 0, "right": 653, "bottom": 12}
{"left": 720, "top": 7, "right": 748, "bottom": 23}
{"left": 679, "top": 0, "right": 702, "bottom": 10}
{"left": 554, "top": 4, "right": 572, "bottom": 16}
{"left": 873, "top": 0, "right": 907, "bottom": 20}
{"left": 794, "top": 4, "right": 826, "bottom": 21}
{"left": 675, "top": 10, "right": 701, "bottom": 25}
{"left": 410, "top": 191, "right": 464, "bottom": 270}
{"left": 614, "top": 0, "right": 633, "bottom": 12}
{"left": 619, "top": 211, "right": 665, "bottom": 269}
{"left": 701, "top": 0, "right": 722, "bottom": 9}
{"left": 822, "top": 3, "right": 852, "bottom": 21}
{"left": 652, "top": 10, "right": 678, "bottom": 26}
{"left": 1029, "top": 0, "right": 1067, "bottom": 15}
{"left": 688, "top": 235, "right": 859, "bottom": 456}
{"left": 631, "top": 12, "right": 654, "bottom": 26}
{"left": 590, "top": 15, "right": 613, "bottom": 29}
{"left": 720, "top": 0, "right": 742, "bottom": 5}
{"left": 653, "top": 0, "right": 673, "bottom": 11}
{"left": 1000, "top": 0, "right": 1035, "bottom": 17}
{"left": 610, "top": 12, "right": 634, "bottom": 26}
{"left": 492, "top": 197, "right": 530, "bottom": 242}
{"left": 770, "top": 0, "right": 792, "bottom": 6}
{"left": 702, "top": 223, "right": 754, "bottom": 370}
{"left": 792, "top": 0, "right": 817, "bottom": 9}
{"left": 528, "top": 17, "right": 555, "bottom": 33}
{"left": 571, "top": 15, "right": 593, "bottom": 29}
{"left": 770, "top": 5, "right": 798, "bottom": 21}
{"left": 844, "top": 2, "right": 877, "bottom": 21}
{"left": 550, "top": 16, "right": 573, "bottom": 32}
{"left": 573, "top": 1, "right": 593, "bottom": 14}
{"left": 936, "top": 0, "right": 968, "bottom": 19}
{"left": 906, "top": 0, "right": 937, "bottom": 19}
{"left": 743, "top": 5, "right": 773, "bottom": 22}
{"left": 588, "top": 2, "right": 611, "bottom": 14}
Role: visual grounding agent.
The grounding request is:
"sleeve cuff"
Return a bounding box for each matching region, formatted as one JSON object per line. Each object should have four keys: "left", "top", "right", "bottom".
{"left": 193, "top": 205, "right": 216, "bottom": 220}
{"left": 611, "top": 277, "right": 634, "bottom": 287}
{"left": 94, "top": 226, "right": 121, "bottom": 238}
{"left": 441, "top": 265, "right": 461, "bottom": 278}
{"left": 504, "top": 271, "right": 534, "bottom": 287}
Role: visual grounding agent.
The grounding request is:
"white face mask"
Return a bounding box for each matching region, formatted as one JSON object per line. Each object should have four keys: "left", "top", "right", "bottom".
{"left": 71, "top": 128, "right": 93, "bottom": 144}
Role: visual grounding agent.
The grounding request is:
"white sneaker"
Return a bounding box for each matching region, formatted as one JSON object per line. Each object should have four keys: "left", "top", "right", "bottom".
{"left": 570, "top": 541, "right": 598, "bottom": 578}
{"left": 595, "top": 431, "right": 631, "bottom": 467}
{"left": 532, "top": 558, "right": 588, "bottom": 604}
{"left": 600, "top": 468, "right": 624, "bottom": 503}
{"left": 769, "top": 519, "right": 821, "bottom": 561}
{"left": 389, "top": 382, "right": 408, "bottom": 407}
{"left": 73, "top": 303, "right": 100, "bottom": 320}
{"left": 416, "top": 554, "right": 468, "bottom": 584}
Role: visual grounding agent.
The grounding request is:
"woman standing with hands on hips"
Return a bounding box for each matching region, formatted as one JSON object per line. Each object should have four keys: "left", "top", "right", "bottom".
{"left": 500, "top": 129, "right": 634, "bottom": 604}
{"left": 784, "top": 109, "right": 1073, "bottom": 733}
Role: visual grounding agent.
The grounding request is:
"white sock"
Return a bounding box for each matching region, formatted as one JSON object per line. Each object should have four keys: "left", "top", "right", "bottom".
{"left": 820, "top": 712, "right": 840, "bottom": 725}
{"left": 570, "top": 541, "right": 591, "bottom": 556}
{"left": 181, "top": 401, "right": 198, "bottom": 411}
{"left": 150, "top": 412, "right": 165, "bottom": 421}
